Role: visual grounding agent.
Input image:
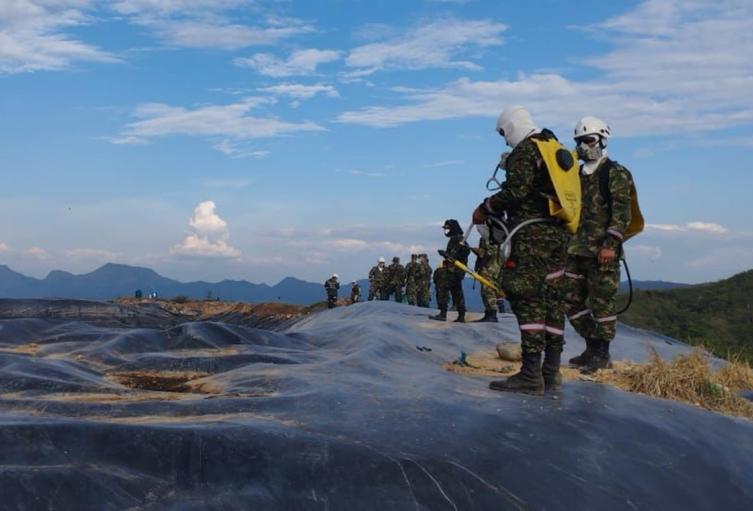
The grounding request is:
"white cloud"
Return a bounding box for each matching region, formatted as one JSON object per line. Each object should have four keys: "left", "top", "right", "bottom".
{"left": 111, "top": 0, "right": 248, "bottom": 15}
{"left": 235, "top": 49, "right": 341, "bottom": 77}
{"left": 345, "top": 18, "right": 507, "bottom": 75}
{"left": 0, "top": 242, "right": 11, "bottom": 253}
{"left": 626, "top": 244, "right": 663, "bottom": 261}
{"left": 212, "top": 140, "right": 269, "bottom": 159}
{"left": 25, "top": 246, "right": 49, "bottom": 259}
{"left": 0, "top": 0, "right": 116, "bottom": 73}
{"left": 646, "top": 222, "right": 729, "bottom": 234}
{"left": 112, "top": 1, "right": 312, "bottom": 50}
{"left": 173, "top": 201, "right": 240, "bottom": 258}
{"left": 338, "top": 1, "right": 753, "bottom": 137}
{"left": 257, "top": 83, "right": 339, "bottom": 100}
{"left": 425, "top": 160, "right": 464, "bottom": 168}
{"left": 114, "top": 97, "right": 325, "bottom": 144}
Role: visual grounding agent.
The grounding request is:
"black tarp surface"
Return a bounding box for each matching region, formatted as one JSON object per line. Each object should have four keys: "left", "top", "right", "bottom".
{"left": 1, "top": 299, "right": 752, "bottom": 510}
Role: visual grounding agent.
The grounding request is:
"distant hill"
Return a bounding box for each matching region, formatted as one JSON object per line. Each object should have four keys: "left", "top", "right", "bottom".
{"left": 620, "top": 269, "right": 753, "bottom": 362}
{"left": 0, "top": 263, "right": 325, "bottom": 304}
{"left": 0, "top": 263, "right": 692, "bottom": 311}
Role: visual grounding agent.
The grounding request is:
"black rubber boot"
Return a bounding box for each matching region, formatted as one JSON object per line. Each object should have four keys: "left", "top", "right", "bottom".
{"left": 569, "top": 338, "right": 597, "bottom": 366}
{"left": 473, "top": 310, "right": 498, "bottom": 323}
{"left": 429, "top": 308, "right": 447, "bottom": 321}
{"left": 542, "top": 348, "right": 562, "bottom": 391}
{"left": 581, "top": 340, "right": 612, "bottom": 375}
{"left": 454, "top": 310, "right": 466, "bottom": 323}
{"left": 489, "top": 352, "right": 544, "bottom": 395}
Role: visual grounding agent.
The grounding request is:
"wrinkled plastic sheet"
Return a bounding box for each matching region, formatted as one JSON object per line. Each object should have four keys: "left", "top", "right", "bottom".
{"left": 1, "top": 299, "right": 752, "bottom": 510}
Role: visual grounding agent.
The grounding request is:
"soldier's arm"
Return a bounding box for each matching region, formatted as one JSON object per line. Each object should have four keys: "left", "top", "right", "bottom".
{"left": 485, "top": 143, "right": 537, "bottom": 214}
{"left": 603, "top": 166, "right": 633, "bottom": 250}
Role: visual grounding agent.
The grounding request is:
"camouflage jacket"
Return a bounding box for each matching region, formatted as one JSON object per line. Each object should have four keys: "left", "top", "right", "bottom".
{"left": 386, "top": 263, "right": 406, "bottom": 286}
{"left": 487, "top": 133, "right": 559, "bottom": 226}
{"left": 569, "top": 158, "right": 632, "bottom": 257}
{"left": 417, "top": 262, "right": 432, "bottom": 284}
{"left": 368, "top": 265, "right": 386, "bottom": 286}
{"left": 474, "top": 238, "right": 502, "bottom": 269}
{"left": 405, "top": 261, "right": 420, "bottom": 285}
{"left": 350, "top": 284, "right": 361, "bottom": 300}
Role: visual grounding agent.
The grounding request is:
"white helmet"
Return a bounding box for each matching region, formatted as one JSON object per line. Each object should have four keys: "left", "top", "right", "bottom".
{"left": 574, "top": 116, "right": 611, "bottom": 162}
{"left": 332, "top": 273, "right": 339, "bottom": 279}
{"left": 574, "top": 116, "right": 611, "bottom": 144}
{"left": 378, "top": 256, "right": 385, "bottom": 263}
{"left": 496, "top": 106, "right": 540, "bottom": 149}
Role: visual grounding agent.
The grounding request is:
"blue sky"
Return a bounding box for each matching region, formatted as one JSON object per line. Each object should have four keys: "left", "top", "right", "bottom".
{"left": 1, "top": 0, "right": 753, "bottom": 285}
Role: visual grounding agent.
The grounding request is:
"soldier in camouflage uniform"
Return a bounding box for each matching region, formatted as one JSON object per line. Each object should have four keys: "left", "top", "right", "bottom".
{"left": 471, "top": 232, "right": 502, "bottom": 322}
{"left": 565, "top": 116, "right": 633, "bottom": 374}
{"left": 473, "top": 106, "right": 570, "bottom": 395}
{"left": 404, "top": 254, "right": 420, "bottom": 305}
{"left": 432, "top": 260, "right": 449, "bottom": 315}
{"left": 417, "top": 253, "right": 432, "bottom": 307}
{"left": 383, "top": 256, "right": 406, "bottom": 302}
{"left": 368, "top": 257, "right": 386, "bottom": 300}
{"left": 430, "top": 219, "right": 470, "bottom": 322}
{"left": 350, "top": 281, "right": 361, "bottom": 304}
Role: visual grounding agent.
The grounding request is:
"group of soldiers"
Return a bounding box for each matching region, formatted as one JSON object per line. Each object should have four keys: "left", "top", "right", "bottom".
{"left": 324, "top": 106, "right": 637, "bottom": 398}
{"left": 470, "top": 107, "right": 638, "bottom": 395}
{"left": 367, "top": 254, "right": 433, "bottom": 306}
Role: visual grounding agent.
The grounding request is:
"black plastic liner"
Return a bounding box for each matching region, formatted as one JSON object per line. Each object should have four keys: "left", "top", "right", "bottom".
{"left": 1, "top": 299, "right": 752, "bottom": 510}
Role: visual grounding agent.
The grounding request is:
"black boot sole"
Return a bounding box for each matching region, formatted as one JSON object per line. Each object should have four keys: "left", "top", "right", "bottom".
{"left": 489, "top": 381, "right": 544, "bottom": 396}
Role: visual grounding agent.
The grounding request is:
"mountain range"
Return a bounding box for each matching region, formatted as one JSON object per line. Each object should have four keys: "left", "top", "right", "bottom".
{"left": 0, "top": 263, "right": 687, "bottom": 310}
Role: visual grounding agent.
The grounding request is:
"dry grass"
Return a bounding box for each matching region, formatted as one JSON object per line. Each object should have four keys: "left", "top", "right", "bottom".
{"left": 608, "top": 348, "right": 753, "bottom": 420}
{"left": 446, "top": 347, "right": 753, "bottom": 420}
{"left": 108, "top": 370, "right": 213, "bottom": 393}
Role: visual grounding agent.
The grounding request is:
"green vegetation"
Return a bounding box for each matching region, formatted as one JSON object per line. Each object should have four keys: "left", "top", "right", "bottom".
{"left": 620, "top": 269, "right": 753, "bottom": 362}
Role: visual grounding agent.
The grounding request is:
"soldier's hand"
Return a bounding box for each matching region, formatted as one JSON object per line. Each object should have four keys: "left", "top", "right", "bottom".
{"left": 597, "top": 247, "right": 616, "bottom": 265}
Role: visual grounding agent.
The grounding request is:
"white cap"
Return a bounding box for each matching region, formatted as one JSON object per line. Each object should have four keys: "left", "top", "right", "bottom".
{"left": 332, "top": 273, "right": 339, "bottom": 279}
{"left": 378, "top": 256, "right": 385, "bottom": 263}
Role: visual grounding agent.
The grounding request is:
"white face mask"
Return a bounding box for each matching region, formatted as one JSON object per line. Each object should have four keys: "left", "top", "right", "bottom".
{"left": 577, "top": 140, "right": 604, "bottom": 161}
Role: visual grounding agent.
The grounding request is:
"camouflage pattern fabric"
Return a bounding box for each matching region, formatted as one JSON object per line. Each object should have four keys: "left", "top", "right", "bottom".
{"left": 404, "top": 260, "right": 420, "bottom": 305}
{"left": 432, "top": 265, "right": 450, "bottom": 309}
{"left": 384, "top": 262, "right": 406, "bottom": 302}
{"left": 563, "top": 158, "right": 631, "bottom": 343}
{"left": 564, "top": 256, "right": 620, "bottom": 342}
{"left": 368, "top": 265, "right": 386, "bottom": 300}
{"left": 417, "top": 260, "right": 432, "bottom": 307}
{"left": 474, "top": 238, "right": 503, "bottom": 312}
{"left": 487, "top": 134, "right": 558, "bottom": 226}
{"left": 350, "top": 284, "right": 361, "bottom": 304}
{"left": 569, "top": 158, "right": 633, "bottom": 257}
{"left": 486, "top": 133, "right": 570, "bottom": 355}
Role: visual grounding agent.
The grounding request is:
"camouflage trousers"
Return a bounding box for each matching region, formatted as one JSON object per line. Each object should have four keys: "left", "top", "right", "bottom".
{"left": 478, "top": 260, "right": 502, "bottom": 312}
{"left": 383, "top": 285, "right": 403, "bottom": 303}
{"left": 417, "top": 284, "right": 431, "bottom": 307}
{"left": 368, "top": 284, "right": 381, "bottom": 301}
{"left": 501, "top": 223, "right": 569, "bottom": 355}
{"left": 564, "top": 255, "right": 620, "bottom": 342}
{"left": 447, "top": 272, "right": 466, "bottom": 312}
{"left": 405, "top": 280, "right": 419, "bottom": 305}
